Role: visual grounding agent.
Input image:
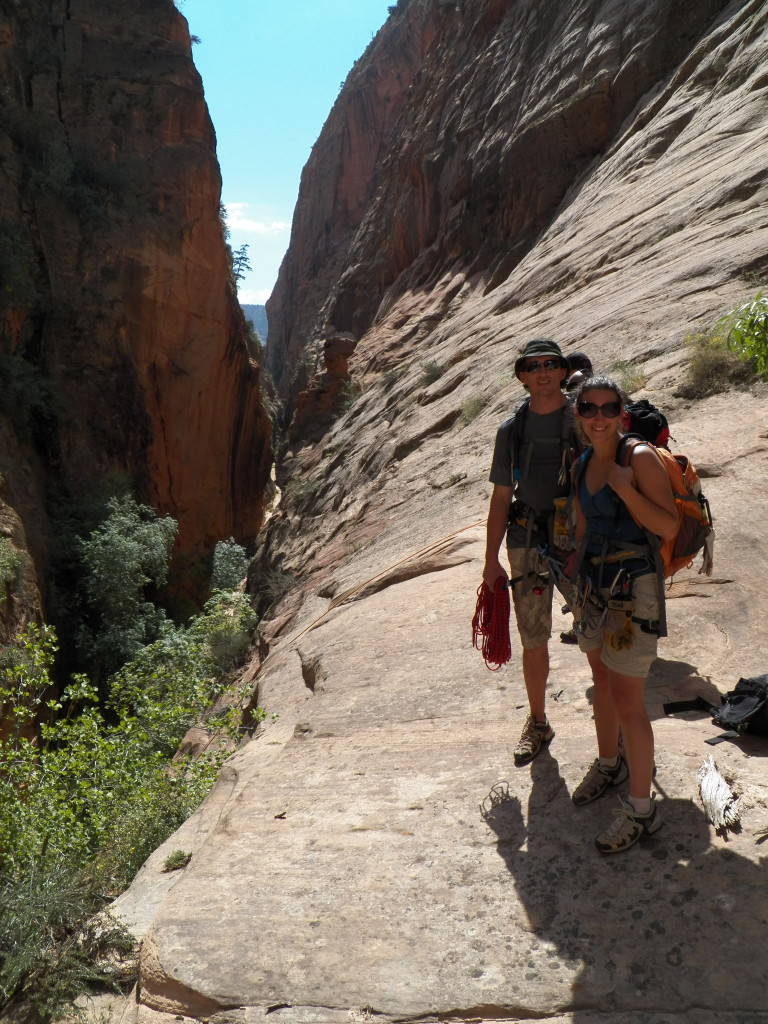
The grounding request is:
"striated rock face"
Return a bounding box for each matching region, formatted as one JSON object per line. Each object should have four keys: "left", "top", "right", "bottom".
{"left": 268, "top": 0, "right": 736, "bottom": 406}
{"left": 287, "top": 331, "right": 358, "bottom": 446}
{"left": 265, "top": 8, "right": 439, "bottom": 399}
{"left": 0, "top": 0, "right": 271, "bottom": 601}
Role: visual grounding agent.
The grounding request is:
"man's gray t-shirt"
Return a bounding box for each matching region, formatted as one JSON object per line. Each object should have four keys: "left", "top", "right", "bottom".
{"left": 489, "top": 403, "right": 573, "bottom": 514}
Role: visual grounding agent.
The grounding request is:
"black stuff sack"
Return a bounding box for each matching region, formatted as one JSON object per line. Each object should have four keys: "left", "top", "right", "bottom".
{"left": 623, "top": 399, "right": 671, "bottom": 447}
{"left": 711, "top": 674, "right": 768, "bottom": 736}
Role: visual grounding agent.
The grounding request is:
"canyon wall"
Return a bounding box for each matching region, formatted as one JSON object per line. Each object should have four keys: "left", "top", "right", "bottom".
{"left": 0, "top": 0, "right": 271, "bottom": 623}
{"left": 266, "top": 0, "right": 737, "bottom": 407}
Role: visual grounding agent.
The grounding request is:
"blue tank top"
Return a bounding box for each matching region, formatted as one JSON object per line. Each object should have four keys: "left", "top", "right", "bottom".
{"left": 577, "top": 451, "right": 648, "bottom": 557}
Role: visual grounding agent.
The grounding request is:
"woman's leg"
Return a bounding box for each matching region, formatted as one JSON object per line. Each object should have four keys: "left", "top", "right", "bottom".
{"left": 608, "top": 670, "right": 654, "bottom": 800}
{"left": 587, "top": 648, "right": 620, "bottom": 759}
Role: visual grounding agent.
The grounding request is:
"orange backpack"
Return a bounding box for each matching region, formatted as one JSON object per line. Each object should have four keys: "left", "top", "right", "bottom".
{"left": 618, "top": 436, "right": 715, "bottom": 578}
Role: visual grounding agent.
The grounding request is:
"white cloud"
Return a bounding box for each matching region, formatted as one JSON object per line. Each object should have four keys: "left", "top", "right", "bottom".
{"left": 238, "top": 286, "right": 273, "bottom": 305}
{"left": 224, "top": 202, "right": 290, "bottom": 235}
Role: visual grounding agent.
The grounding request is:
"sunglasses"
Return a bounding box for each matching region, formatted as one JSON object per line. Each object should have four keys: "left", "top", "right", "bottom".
{"left": 522, "top": 358, "right": 562, "bottom": 373}
{"left": 577, "top": 400, "right": 622, "bottom": 419}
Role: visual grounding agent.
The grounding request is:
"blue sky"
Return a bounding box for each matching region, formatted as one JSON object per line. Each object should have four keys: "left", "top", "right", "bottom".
{"left": 179, "top": 0, "right": 393, "bottom": 305}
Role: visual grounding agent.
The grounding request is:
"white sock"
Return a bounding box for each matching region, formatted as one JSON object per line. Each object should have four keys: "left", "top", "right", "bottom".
{"left": 628, "top": 795, "right": 651, "bottom": 816}
{"left": 599, "top": 754, "right": 620, "bottom": 770}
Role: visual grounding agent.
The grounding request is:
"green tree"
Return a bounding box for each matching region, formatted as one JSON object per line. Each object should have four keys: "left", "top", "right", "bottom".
{"left": 211, "top": 537, "right": 249, "bottom": 592}
{"left": 77, "top": 495, "right": 177, "bottom": 681}
{"left": 232, "top": 244, "right": 251, "bottom": 283}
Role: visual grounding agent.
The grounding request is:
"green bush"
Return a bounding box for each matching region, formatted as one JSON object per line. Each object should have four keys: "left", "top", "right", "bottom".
{"left": 162, "top": 850, "right": 192, "bottom": 872}
{"left": 0, "top": 863, "right": 135, "bottom": 1019}
{"left": 721, "top": 291, "right": 768, "bottom": 379}
{"left": 337, "top": 378, "right": 362, "bottom": 414}
{"left": 607, "top": 359, "right": 647, "bottom": 395}
{"left": 459, "top": 394, "right": 487, "bottom": 426}
{"left": 77, "top": 495, "right": 178, "bottom": 681}
{"left": 420, "top": 361, "right": 445, "bottom": 386}
{"left": 0, "top": 539, "right": 22, "bottom": 600}
{"left": 0, "top": 586, "right": 259, "bottom": 1017}
{"left": 211, "top": 538, "right": 249, "bottom": 592}
{"left": 679, "top": 328, "right": 756, "bottom": 399}
{"left": 253, "top": 567, "right": 294, "bottom": 609}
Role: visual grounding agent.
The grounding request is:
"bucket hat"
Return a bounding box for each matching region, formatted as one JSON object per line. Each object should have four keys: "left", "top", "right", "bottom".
{"left": 514, "top": 338, "right": 568, "bottom": 377}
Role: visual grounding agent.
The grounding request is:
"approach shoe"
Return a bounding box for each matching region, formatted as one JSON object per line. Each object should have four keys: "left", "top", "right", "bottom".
{"left": 595, "top": 796, "right": 662, "bottom": 855}
{"left": 514, "top": 714, "right": 554, "bottom": 766}
{"left": 571, "top": 756, "right": 628, "bottom": 806}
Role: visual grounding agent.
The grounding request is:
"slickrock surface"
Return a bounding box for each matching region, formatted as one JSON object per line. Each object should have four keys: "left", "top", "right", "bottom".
{"left": 109, "top": 390, "right": 768, "bottom": 1023}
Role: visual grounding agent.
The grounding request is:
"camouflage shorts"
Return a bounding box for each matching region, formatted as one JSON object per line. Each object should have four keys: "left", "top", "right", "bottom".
{"left": 507, "top": 545, "right": 556, "bottom": 649}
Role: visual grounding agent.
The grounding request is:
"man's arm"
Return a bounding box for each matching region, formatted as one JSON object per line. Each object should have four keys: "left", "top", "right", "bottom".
{"left": 483, "top": 484, "right": 513, "bottom": 589}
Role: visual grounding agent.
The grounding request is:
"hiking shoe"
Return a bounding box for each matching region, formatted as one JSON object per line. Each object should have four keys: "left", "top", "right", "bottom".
{"left": 513, "top": 715, "right": 554, "bottom": 766}
{"left": 595, "top": 796, "right": 662, "bottom": 854}
{"left": 560, "top": 628, "right": 578, "bottom": 644}
{"left": 572, "top": 756, "right": 628, "bottom": 806}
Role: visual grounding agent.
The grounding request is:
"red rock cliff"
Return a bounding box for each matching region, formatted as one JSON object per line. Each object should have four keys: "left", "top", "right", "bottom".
{"left": 0, "top": 0, "right": 271, "bottom": 598}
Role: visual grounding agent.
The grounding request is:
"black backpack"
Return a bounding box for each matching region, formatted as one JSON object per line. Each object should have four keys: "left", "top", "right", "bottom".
{"left": 711, "top": 675, "right": 768, "bottom": 736}
{"left": 623, "top": 399, "right": 671, "bottom": 448}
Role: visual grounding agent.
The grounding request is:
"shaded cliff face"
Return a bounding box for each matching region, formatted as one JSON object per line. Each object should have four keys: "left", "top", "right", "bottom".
{"left": 267, "top": 0, "right": 735, "bottom": 403}
{"left": 0, "top": 0, "right": 271, "bottom": 611}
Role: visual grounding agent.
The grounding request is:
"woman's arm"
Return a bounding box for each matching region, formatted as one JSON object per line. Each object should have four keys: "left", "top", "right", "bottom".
{"left": 607, "top": 446, "right": 677, "bottom": 539}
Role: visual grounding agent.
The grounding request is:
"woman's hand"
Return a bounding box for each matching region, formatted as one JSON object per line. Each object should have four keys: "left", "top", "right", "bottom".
{"left": 606, "top": 461, "right": 636, "bottom": 500}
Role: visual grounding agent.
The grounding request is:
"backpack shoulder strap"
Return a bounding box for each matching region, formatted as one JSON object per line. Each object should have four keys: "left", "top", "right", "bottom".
{"left": 571, "top": 447, "right": 592, "bottom": 492}
{"left": 507, "top": 397, "right": 530, "bottom": 478}
{"left": 616, "top": 433, "right": 652, "bottom": 467}
{"left": 615, "top": 433, "right": 668, "bottom": 637}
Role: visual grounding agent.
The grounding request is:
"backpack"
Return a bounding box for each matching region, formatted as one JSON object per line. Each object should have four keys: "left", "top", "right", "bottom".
{"left": 571, "top": 434, "right": 715, "bottom": 638}
{"left": 571, "top": 434, "right": 715, "bottom": 579}
{"left": 623, "top": 399, "right": 671, "bottom": 448}
{"left": 617, "top": 435, "right": 715, "bottom": 579}
{"left": 711, "top": 675, "right": 768, "bottom": 736}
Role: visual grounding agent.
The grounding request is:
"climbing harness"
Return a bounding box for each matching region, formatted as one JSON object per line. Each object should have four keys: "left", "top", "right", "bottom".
{"left": 571, "top": 557, "right": 662, "bottom": 647}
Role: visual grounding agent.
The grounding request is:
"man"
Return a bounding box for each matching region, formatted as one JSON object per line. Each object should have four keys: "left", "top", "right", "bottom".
{"left": 565, "top": 351, "right": 593, "bottom": 392}
{"left": 483, "top": 338, "right": 579, "bottom": 765}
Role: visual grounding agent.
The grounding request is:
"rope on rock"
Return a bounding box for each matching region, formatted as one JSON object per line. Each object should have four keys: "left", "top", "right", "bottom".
{"left": 472, "top": 575, "right": 511, "bottom": 671}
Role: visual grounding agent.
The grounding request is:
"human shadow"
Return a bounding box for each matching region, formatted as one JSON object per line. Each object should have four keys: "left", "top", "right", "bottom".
{"left": 480, "top": 748, "right": 768, "bottom": 1017}
{"left": 579, "top": 657, "right": 722, "bottom": 722}
{"left": 580, "top": 655, "right": 768, "bottom": 750}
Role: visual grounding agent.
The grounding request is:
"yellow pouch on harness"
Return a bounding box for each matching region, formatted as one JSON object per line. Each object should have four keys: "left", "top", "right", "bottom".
{"left": 606, "top": 614, "right": 636, "bottom": 651}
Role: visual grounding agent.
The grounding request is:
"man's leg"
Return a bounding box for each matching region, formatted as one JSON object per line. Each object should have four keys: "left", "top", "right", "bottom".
{"left": 522, "top": 643, "right": 549, "bottom": 721}
{"left": 508, "top": 546, "right": 556, "bottom": 765}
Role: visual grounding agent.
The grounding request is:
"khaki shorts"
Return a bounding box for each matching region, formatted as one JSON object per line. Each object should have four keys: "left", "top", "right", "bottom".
{"left": 507, "top": 545, "right": 556, "bottom": 649}
{"left": 573, "top": 570, "right": 660, "bottom": 678}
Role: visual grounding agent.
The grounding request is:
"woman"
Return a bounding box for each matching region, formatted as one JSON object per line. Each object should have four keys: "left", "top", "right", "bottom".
{"left": 568, "top": 376, "right": 677, "bottom": 854}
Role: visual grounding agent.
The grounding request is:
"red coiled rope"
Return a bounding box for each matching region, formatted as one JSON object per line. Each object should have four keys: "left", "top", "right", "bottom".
{"left": 471, "top": 575, "right": 511, "bottom": 670}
